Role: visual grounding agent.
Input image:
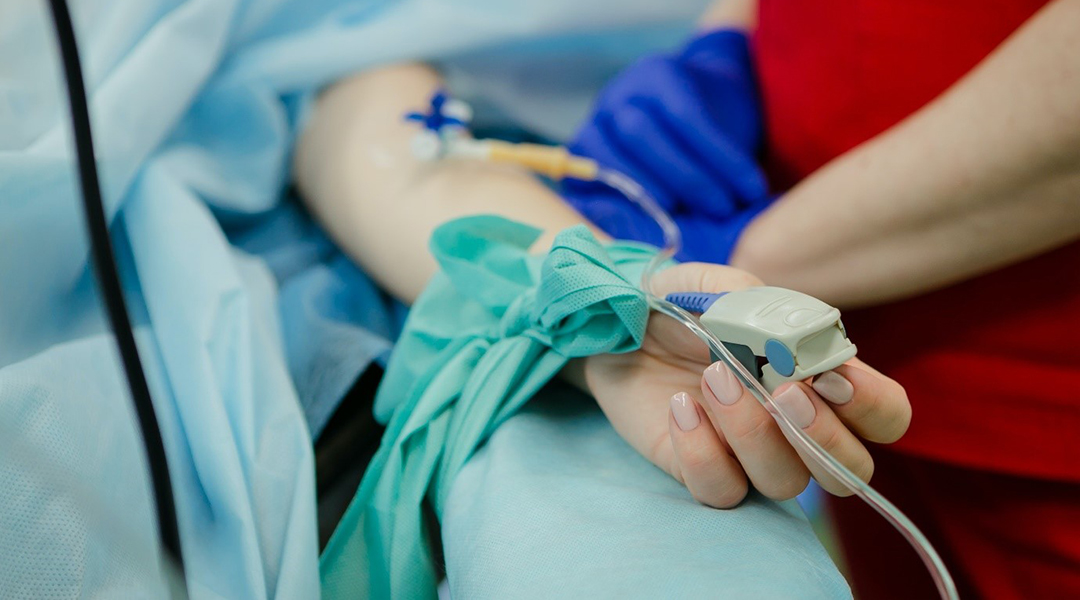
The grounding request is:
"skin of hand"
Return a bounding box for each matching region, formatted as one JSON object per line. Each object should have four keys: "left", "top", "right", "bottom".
{"left": 294, "top": 62, "right": 912, "bottom": 508}
{"left": 581, "top": 262, "right": 911, "bottom": 507}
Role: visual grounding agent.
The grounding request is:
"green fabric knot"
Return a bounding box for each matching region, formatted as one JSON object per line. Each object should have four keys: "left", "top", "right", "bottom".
{"left": 485, "top": 220, "right": 650, "bottom": 354}
{"left": 530, "top": 225, "right": 650, "bottom": 356}
{"left": 320, "top": 215, "right": 662, "bottom": 599}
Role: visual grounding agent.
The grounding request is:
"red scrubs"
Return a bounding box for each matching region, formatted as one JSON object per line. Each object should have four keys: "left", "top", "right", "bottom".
{"left": 753, "top": 1, "right": 1080, "bottom": 597}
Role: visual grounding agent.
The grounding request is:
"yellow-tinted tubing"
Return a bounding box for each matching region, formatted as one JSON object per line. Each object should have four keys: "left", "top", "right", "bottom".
{"left": 487, "top": 140, "right": 599, "bottom": 181}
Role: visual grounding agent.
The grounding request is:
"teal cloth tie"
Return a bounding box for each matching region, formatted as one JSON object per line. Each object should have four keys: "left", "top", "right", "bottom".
{"left": 319, "top": 215, "right": 660, "bottom": 598}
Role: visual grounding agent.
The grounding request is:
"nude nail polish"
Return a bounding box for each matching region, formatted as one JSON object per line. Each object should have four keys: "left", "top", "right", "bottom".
{"left": 670, "top": 392, "right": 700, "bottom": 431}
{"left": 775, "top": 386, "right": 816, "bottom": 429}
{"left": 813, "top": 371, "right": 854, "bottom": 405}
{"left": 703, "top": 362, "right": 742, "bottom": 405}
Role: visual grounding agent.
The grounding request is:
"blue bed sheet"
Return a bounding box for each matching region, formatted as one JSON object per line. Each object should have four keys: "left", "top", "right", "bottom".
{"left": 0, "top": 0, "right": 847, "bottom": 597}
{"left": 444, "top": 385, "right": 851, "bottom": 599}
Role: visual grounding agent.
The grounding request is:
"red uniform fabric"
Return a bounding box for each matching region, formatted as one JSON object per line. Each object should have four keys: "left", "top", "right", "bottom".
{"left": 752, "top": 1, "right": 1080, "bottom": 597}
{"left": 828, "top": 448, "right": 1080, "bottom": 599}
{"left": 753, "top": 0, "right": 1080, "bottom": 478}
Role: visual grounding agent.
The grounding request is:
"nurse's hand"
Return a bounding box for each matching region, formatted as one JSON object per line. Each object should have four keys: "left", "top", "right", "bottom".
{"left": 563, "top": 187, "right": 771, "bottom": 264}
{"left": 564, "top": 29, "right": 769, "bottom": 220}
{"left": 582, "top": 262, "right": 912, "bottom": 507}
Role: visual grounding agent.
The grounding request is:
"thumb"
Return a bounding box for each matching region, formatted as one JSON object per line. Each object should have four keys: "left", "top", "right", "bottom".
{"left": 647, "top": 262, "right": 762, "bottom": 299}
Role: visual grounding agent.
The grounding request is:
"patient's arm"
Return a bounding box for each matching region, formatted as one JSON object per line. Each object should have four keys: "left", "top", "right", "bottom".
{"left": 294, "top": 62, "right": 908, "bottom": 507}
{"left": 294, "top": 63, "right": 592, "bottom": 303}
{"left": 294, "top": 0, "right": 756, "bottom": 301}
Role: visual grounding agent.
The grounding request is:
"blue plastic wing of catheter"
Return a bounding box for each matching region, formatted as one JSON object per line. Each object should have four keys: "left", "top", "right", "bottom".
{"left": 665, "top": 292, "right": 725, "bottom": 314}
{"left": 404, "top": 89, "right": 466, "bottom": 132}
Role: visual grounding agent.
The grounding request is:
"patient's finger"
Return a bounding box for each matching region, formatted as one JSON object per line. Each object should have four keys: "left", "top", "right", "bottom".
{"left": 699, "top": 362, "right": 809, "bottom": 501}
{"left": 811, "top": 359, "right": 911, "bottom": 444}
{"left": 771, "top": 382, "right": 875, "bottom": 496}
{"left": 648, "top": 261, "right": 763, "bottom": 299}
{"left": 668, "top": 392, "right": 748, "bottom": 508}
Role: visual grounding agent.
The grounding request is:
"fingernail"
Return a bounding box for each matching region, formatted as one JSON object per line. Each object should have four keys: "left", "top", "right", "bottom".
{"left": 813, "top": 371, "right": 854, "bottom": 405}
{"left": 704, "top": 362, "right": 742, "bottom": 405}
{"left": 670, "top": 392, "right": 700, "bottom": 431}
{"left": 774, "top": 386, "right": 816, "bottom": 429}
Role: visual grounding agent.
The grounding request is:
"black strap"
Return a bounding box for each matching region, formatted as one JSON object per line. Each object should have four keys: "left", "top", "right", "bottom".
{"left": 46, "top": 0, "right": 186, "bottom": 589}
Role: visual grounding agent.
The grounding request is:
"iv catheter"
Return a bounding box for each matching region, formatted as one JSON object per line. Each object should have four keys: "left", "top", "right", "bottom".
{"left": 407, "top": 91, "right": 959, "bottom": 600}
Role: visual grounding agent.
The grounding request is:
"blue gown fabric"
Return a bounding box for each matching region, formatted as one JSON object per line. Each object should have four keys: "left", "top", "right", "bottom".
{"left": 445, "top": 389, "right": 852, "bottom": 599}
{"left": 0, "top": 1, "right": 847, "bottom": 597}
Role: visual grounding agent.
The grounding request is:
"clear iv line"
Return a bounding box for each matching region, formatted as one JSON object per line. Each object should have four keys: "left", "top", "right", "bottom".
{"left": 596, "top": 168, "right": 959, "bottom": 600}
{"left": 404, "top": 91, "right": 957, "bottom": 597}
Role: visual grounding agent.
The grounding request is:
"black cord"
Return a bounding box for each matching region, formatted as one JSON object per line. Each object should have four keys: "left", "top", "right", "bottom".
{"left": 45, "top": 0, "right": 187, "bottom": 588}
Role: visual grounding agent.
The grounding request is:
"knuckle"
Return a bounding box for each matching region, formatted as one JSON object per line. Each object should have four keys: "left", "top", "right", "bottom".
{"left": 695, "top": 480, "right": 749, "bottom": 509}
{"left": 729, "top": 410, "right": 775, "bottom": 446}
{"left": 679, "top": 441, "right": 718, "bottom": 472}
{"left": 816, "top": 425, "right": 847, "bottom": 457}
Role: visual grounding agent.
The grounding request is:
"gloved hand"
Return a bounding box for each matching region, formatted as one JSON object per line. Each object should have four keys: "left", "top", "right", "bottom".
{"left": 564, "top": 183, "right": 770, "bottom": 264}
{"left": 565, "top": 29, "right": 769, "bottom": 221}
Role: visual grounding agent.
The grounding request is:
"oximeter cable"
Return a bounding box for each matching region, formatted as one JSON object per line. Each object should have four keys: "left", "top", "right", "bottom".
{"left": 46, "top": 0, "right": 187, "bottom": 591}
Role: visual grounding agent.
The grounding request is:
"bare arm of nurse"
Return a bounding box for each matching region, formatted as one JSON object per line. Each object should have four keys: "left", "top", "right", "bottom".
{"left": 731, "top": 0, "right": 1080, "bottom": 307}
{"left": 294, "top": 63, "right": 910, "bottom": 507}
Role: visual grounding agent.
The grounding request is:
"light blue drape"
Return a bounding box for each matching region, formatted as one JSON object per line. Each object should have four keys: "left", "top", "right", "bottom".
{"left": 0, "top": 1, "right": 706, "bottom": 596}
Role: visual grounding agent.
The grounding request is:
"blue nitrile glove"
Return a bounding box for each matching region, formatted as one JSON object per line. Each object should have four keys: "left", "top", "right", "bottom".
{"left": 564, "top": 183, "right": 772, "bottom": 265}
{"left": 675, "top": 203, "right": 768, "bottom": 264}
{"left": 565, "top": 29, "right": 769, "bottom": 220}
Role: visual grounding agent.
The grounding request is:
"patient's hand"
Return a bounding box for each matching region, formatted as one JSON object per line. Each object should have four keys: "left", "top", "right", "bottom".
{"left": 583, "top": 262, "right": 911, "bottom": 507}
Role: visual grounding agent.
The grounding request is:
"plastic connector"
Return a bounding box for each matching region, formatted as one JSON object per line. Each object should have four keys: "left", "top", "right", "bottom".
{"left": 664, "top": 292, "right": 726, "bottom": 314}
{"left": 487, "top": 141, "right": 599, "bottom": 181}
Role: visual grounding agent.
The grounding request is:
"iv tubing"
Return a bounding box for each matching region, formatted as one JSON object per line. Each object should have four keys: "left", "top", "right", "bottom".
{"left": 595, "top": 168, "right": 959, "bottom": 600}
{"left": 411, "top": 103, "right": 957, "bottom": 596}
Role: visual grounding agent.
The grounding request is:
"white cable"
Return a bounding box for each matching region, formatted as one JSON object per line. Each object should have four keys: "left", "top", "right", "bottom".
{"left": 406, "top": 93, "right": 958, "bottom": 596}
{"left": 596, "top": 168, "right": 959, "bottom": 600}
